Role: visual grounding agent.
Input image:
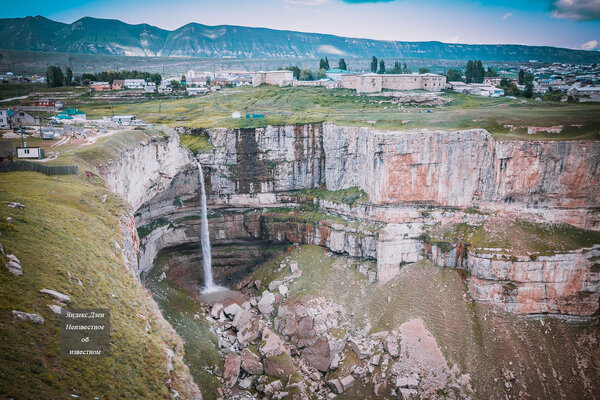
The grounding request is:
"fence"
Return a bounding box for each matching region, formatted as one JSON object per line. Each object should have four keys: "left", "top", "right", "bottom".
{"left": 0, "top": 160, "right": 78, "bottom": 175}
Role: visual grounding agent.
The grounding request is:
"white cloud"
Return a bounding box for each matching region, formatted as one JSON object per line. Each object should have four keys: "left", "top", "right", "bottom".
{"left": 444, "top": 35, "right": 460, "bottom": 43}
{"left": 502, "top": 12, "right": 513, "bottom": 20}
{"left": 550, "top": 0, "right": 600, "bottom": 21}
{"left": 581, "top": 39, "right": 598, "bottom": 50}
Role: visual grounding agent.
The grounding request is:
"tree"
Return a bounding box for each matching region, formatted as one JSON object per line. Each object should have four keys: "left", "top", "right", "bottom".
{"left": 523, "top": 82, "right": 533, "bottom": 98}
{"left": 181, "top": 74, "right": 187, "bottom": 85}
{"left": 378, "top": 60, "right": 385, "bottom": 74}
{"left": 299, "top": 68, "right": 314, "bottom": 81}
{"left": 171, "top": 80, "right": 181, "bottom": 89}
{"left": 465, "top": 60, "right": 474, "bottom": 83}
{"left": 419, "top": 67, "right": 431, "bottom": 74}
{"left": 445, "top": 69, "right": 463, "bottom": 82}
{"left": 66, "top": 67, "right": 73, "bottom": 86}
{"left": 316, "top": 68, "right": 327, "bottom": 79}
{"left": 319, "top": 58, "right": 327, "bottom": 70}
{"left": 389, "top": 61, "right": 402, "bottom": 74}
{"left": 474, "top": 60, "right": 485, "bottom": 83}
{"left": 518, "top": 69, "right": 525, "bottom": 85}
{"left": 371, "top": 56, "right": 378, "bottom": 73}
{"left": 325, "top": 57, "right": 330, "bottom": 70}
{"left": 485, "top": 67, "right": 499, "bottom": 77}
{"left": 281, "top": 65, "right": 301, "bottom": 80}
{"left": 403, "top": 62, "right": 408, "bottom": 73}
{"left": 46, "top": 66, "right": 64, "bottom": 88}
{"left": 338, "top": 58, "right": 347, "bottom": 70}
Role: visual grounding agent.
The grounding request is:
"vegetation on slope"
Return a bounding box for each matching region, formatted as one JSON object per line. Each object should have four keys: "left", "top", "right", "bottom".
{"left": 0, "top": 172, "right": 199, "bottom": 399}
{"left": 75, "top": 86, "right": 600, "bottom": 141}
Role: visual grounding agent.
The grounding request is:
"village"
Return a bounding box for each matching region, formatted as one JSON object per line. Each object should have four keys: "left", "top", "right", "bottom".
{"left": 1, "top": 58, "right": 600, "bottom": 163}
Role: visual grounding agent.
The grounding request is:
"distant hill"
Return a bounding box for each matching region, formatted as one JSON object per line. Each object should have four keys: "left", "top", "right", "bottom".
{"left": 1, "top": 15, "right": 599, "bottom": 63}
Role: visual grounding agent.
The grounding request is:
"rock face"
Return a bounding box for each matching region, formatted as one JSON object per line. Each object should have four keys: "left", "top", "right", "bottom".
{"left": 133, "top": 123, "right": 600, "bottom": 316}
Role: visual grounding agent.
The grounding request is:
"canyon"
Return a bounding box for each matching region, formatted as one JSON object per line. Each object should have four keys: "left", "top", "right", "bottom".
{"left": 104, "top": 124, "right": 600, "bottom": 319}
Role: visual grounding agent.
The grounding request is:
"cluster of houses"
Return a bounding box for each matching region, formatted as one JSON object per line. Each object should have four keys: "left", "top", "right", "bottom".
{"left": 90, "top": 79, "right": 163, "bottom": 93}
{"left": 0, "top": 72, "right": 45, "bottom": 84}
{"left": 251, "top": 70, "right": 448, "bottom": 93}
{"left": 447, "top": 78, "right": 506, "bottom": 97}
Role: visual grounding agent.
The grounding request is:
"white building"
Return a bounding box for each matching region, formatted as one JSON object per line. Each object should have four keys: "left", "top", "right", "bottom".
{"left": 112, "top": 115, "right": 137, "bottom": 126}
{"left": 158, "top": 84, "right": 172, "bottom": 94}
{"left": 16, "top": 146, "right": 44, "bottom": 159}
{"left": 251, "top": 70, "right": 294, "bottom": 87}
{"left": 186, "top": 87, "right": 208, "bottom": 96}
{"left": 124, "top": 79, "right": 146, "bottom": 89}
{"left": 144, "top": 82, "right": 156, "bottom": 92}
{"left": 0, "top": 109, "right": 11, "bottom": 129}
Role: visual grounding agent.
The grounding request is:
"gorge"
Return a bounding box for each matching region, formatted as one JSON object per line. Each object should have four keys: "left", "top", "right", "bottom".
{"left": 96, "top": 123, "right": 600, "bottom": 399}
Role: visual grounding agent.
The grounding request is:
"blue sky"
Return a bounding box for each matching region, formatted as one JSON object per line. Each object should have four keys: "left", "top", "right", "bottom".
{"left": 3, "top": 0, "right": 599, "bottom": 50}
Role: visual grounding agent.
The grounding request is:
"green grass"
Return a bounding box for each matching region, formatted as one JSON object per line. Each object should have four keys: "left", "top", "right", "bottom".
{"left": 426, "top": 219, "right": 600, "bottom": 256}
{"left": 0, "top": 172, "right": 198, "bottom": 399}
{"left": 73, "top": 86, "right": 600, "bottom": 141}
{"left": 142, "top": 253, "right": 223, "bottom": 400}
{"left": 291, "top": 186, "right": 369, "bottom": 207}
{"left": 179, "top": 134, "right": 215, "bottom": 154}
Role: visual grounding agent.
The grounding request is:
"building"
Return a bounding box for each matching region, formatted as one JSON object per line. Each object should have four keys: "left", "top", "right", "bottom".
{"left": 186, "top": 87, "right": 208, "bottom": 96}
{"left": 325, "top": 69, "right": 349, "bottom": 81}
{"left": 471, "top": 85, "right": 505, "bottom": 97}
{"left": 158, "top": 84, "right": 172, "bottom": 94}
{"left": 251, "top": 71, "right": 294, "bottom": 87}
{"left": 483, "top": 77, "right": 503, "bottom": 86}
{"left": 232, "top": 76, "right": 252, "bottom": 86}
{"left": 57, "top": 109, "right": 86, "bottom": 121}
{"left": 112, "top": 80, "right": 125, "bottom": 90}
{"left": 144, "top": 82, "right": 157, "bottom": 92}
{"left": 112, "top": 115, "right": 137, "bottom": 126}
{"left": 34, "top": 100, "right": 55, "bottom": 107}
{"left": 90, "top": 81, "right": 111, "bottom": 91}
{"left": 0, "top": 109, "right": 13, "bottom": 129}
{"left": 16, "top": 146, "right": 44, "bottom": 159}
{"left": 447, "top": 81, "right": 471, "bottom": 93}
{"left": 568, "top": 86, "right": 600, "bottom": 102}
{"left": 10, "top": 110, "right": 39, "bottom": 127}
{"left": 341, "top": 74, "right": 358, "bottom": 89}
{"left": 352, "top": 73, "right": 447, "bottom": 93}
{"left": 124, "top": 79, "right": 146, "bottom": 89}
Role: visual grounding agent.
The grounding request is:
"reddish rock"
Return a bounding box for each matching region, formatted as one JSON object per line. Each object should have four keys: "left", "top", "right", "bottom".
{"left": 302, "top": 336, "right": 331, "bottom": 372}
{"left": 223, "top": 352, "right": 241, "bottom": 388}
{"left": 241, "top": 348, "right": 264, "bottom": 375}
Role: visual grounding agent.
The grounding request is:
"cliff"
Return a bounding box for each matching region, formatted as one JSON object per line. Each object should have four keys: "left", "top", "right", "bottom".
{"left": 134, "top": 123, "right": 600, "bottom": 317}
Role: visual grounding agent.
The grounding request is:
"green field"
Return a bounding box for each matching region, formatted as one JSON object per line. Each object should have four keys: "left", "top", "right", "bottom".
{"left": 74, "top": 86, "right": 600, "bottom": 141}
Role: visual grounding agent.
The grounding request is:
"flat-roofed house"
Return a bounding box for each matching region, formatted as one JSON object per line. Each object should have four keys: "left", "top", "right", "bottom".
{"left": 251, "top": 71, "right": 293, "bottom": 87}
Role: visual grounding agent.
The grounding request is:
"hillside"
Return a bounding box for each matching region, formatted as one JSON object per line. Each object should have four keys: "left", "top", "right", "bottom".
{"left": 0, "top": 129, "right": 201, "bottom": 399}
{"left": 1, "top": 15, "right": 600, "bottom": 63}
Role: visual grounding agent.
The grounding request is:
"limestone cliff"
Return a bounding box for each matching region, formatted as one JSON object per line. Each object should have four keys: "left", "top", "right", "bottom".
{"left": 135, "top": 123, "right": 600, "bottom": 317}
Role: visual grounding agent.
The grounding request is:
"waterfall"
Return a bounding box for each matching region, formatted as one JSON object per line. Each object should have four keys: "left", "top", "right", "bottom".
{"left": 198, "top": 162, "right": 216, "bottom": 292}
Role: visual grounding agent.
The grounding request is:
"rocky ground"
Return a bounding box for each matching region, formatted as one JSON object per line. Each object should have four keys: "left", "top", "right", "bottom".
{"left": 152, "top": 245, "right": 600, "bottom": 400}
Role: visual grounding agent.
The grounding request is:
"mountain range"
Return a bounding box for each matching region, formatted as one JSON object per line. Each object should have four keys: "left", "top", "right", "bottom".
{"left": 1, "top": 15, "right": 599, "bottom": 63}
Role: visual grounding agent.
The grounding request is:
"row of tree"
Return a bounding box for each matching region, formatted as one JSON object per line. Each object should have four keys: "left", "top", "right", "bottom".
{"left": 445, "top": 60, "right": 500, "bottom": 83}
{"left": 80, "top": 70, "right": 162, "bottom": 85}
{"left": 46, "top": 66, "right": 73, "bottom": 88}
{"left": 370, "top": 57, "right": 411, "bottom": 74}
{"left": 318, "top": 57, "right": 347, "bottom": 71}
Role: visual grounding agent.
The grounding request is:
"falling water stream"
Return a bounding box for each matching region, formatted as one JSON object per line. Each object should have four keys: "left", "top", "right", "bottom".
{"left": 198, "top": 162, "right": 218, "bottom": 292}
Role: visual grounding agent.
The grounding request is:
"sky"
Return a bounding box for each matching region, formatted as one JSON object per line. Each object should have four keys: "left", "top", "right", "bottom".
{"left": 2, "top": 0, "right": 600, "bottom": 50}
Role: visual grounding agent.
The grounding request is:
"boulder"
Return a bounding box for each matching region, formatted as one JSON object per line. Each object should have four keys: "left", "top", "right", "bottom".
{"left": 258, "top": 291, "right": 276, "bottom": 316}
{"left": 223, "top": 352, "right": 242, "bottom": 388}
{"left": 40, "top": 288, "right": 71, "bottom": 303}
{"left": 290, "top": 262, "right": 298, "bottom": 273}
{"left": 12, "top": 310, "right": 44, "bottom": 324}
{"left": 241, "top": 348, "right": 264, "bottom": 375}
{"left": 210, "top": 303, "right": 224, "bottom": 319}
{"left": 6, "top": 202, "right": 24, "bottom": 210}
{"left": 5, "top": 260, "right": 22, "bottom": 276}
{"left": 279, "top": 284, "right": 289, "bottom": 297}
{"left": 348, "top": 339, "right": 369, "bottom": 359}
{"left": 260, "top": 327, "right": 288, "bottom": 357}
{"left": 327, "top": 379, "right": 343, "bottom": 394}
{"left": 340, "top": 375, "right": 355, "bottom": 391}
{"left": 396, "top": 376, "right": 419, "bottom": 389}
{"left": 238, "top": 376, "right": 253, "bottom": 390}
{"left": 237, "top": 319, "right": 261, "bottom": 347}
{"left": 370, "top": 354, "right": 381, "bottom": 366}
{"left": 223, "top": 303, "right": 242, "bottom": 319}
{"left": 48, "top": 304, "right": 63, "bottom": 315}
{"left": 263, "top": 353, "right": 295, "bottom": 378}
{"left": 302, "top": 336, "right": 331, "bottom": 372}
{"left": 269, "top": 280, "right": 284, "bottom": 292}
{"left": 232, "top": 309, "right": 253, "bottom": 331}
{"left": 384, "top": 335, "right": 399, "bottom": 358}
